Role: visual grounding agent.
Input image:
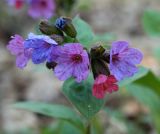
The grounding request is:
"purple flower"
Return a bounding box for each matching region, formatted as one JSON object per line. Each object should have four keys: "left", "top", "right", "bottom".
{"left": 51, "top": 43, "right": 90, "bottom": 82}
{"left": 7, "top": 0, "right": 24, "bottom": 9}
{"left": 109, "top": 41, "right": 143, "bottom": 81}
{"left": 24, "top": 33, "right": 57, "bottom": 64}
{"left": 7, "top": 35, "right": 32, "bottom": 69}
{"left": 27, "top": 0, "right": 55, "bottom": 19}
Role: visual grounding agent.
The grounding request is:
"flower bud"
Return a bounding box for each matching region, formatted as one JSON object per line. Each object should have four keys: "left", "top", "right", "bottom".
{"left": 90, "top": 45, "right": 110, "bottom": 79}
{"left": 50, "top": 34, "right": 64, "bottom": 44}
{"left": 102, "top": 50, "right": 110, "bottom": 63}
{"left": 46, "top": 62, "right": 57, "bottom": 70}
{"left": 90, "top": 45, "right": 105, "bottom": 59}
{"left": 39, "top": 20, "right": 63, "bottom": 35}
{"left": 55, "top": 17, "right": 77, "bottom": 38}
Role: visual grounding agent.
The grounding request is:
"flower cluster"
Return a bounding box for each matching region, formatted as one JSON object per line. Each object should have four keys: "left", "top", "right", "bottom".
{"left": 7, "top": 17, "right": 143, "bottom": 99}
{"left": 7, "top": 0, "right": 55, "bottom": 19}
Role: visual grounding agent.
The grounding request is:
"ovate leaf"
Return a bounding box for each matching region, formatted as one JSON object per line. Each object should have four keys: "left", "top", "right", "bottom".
{"left": 62, "top": 75, "right": 105, "bottom": 119}
{"left": 73, "top": 16, "right": 94, "bottom": 48}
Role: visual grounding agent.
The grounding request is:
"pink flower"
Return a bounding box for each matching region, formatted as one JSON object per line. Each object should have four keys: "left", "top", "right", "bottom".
{"left": 7, "top": 0, "right": 24, "bottom": 9}
{"left": 92, "top": 74, "right": 118, "bottom": 99}
{"left": 7, "top": 35, "right": 32, "bottom": 69}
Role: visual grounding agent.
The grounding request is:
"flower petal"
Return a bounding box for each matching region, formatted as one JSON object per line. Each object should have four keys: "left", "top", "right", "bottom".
{"left": 16, "top": 54, "right": 29, "bottom": 69}
{"left": 110, "top": 60, "right": 138, "bottom": 81}
{"left": 7, "top": 35, "right": 24, "bottom": 55}
{"left": 107, "top": 84, "right": 119, "bottom": 93}
{"left": 93, "top": 83, "right": 105, "bottom": 99}
{"left": 63, "top": 43, "right": 83, "bottom": 54}
{"left": 32, "top": 47, "right": 51, "bottom": 64}
{"left": 54, "top": 63, "right": 73, "bottom": 81}
{"left": 123, "top": 48, "right": 143, "bottom": 64}
{"left": 111, "top": 41, "right": 129, "bottom": 54}
{"left": 73, "top": 63, "right": 89, "bottom": 82}
{"left": 27, "top": 33, "right": 57, "bottom": 45}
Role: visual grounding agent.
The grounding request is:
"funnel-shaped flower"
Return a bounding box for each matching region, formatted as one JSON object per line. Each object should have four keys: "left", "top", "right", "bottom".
{"left": 51, "top": 43, "right": 90, "bottom": 82}
{"left": 7, "top": 35, "right": 32, "bottom": 69}
{"left": 27, "top": 0, "right": 55, "bottom": 19}
{"left": 24, "top": 33, "right": 57, "bottom": 64}
{"left": 109, "top": 41, "right": 143, "bottom": 81}
{"left": 93, "top": 74, "right": 118, "bottom": 99}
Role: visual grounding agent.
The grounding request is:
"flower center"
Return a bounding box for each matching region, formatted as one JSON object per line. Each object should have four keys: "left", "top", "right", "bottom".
{"left": 71, "top": 54, "right": 82, "bottom": 63}
{"left": 40, "top": 0, "right": 47, "bottom": 8}
{"left": 112, "top": 54, "right": 119, "bottom": 62}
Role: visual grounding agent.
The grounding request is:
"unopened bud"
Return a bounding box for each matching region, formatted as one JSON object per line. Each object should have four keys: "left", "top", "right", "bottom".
{"left": 90, "top": 45, "right": 110, "bottom": 79}
{"left": 55, "top": 17, "right": 77, "bottom": 38}
{"left": 90, "top": 45, "right": 105, "bottom": 59}
{"left": 50, "top": 34, "right": 64, "bottom": 44}
{"left": 46, "top": 62, "right": 57, "bottom": 70}
{"left": 39, "top": 20, "right": 63, "bottom": 35}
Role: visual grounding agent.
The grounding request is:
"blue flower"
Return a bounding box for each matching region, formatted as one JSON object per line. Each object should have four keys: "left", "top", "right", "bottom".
{"left": 24, "top": 33, "right": 57, "bottom": 64}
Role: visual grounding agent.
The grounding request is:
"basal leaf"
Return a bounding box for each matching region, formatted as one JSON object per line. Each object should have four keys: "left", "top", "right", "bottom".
{"left": 13, "top": 101, "right": 84, "bottom": 131}
{"left": 126, "top": 84, "right": 160, "bottom": 133}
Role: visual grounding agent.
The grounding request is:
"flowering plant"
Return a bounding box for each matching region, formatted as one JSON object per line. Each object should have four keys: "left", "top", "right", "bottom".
{"left": 7, "top": 16, "right": 143, "bottom": 133}
{"left": 6, "top": 0, "right": 77, "bottom": 19}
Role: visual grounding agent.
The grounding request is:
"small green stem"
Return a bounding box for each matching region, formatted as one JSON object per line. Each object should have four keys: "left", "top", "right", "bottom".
{"left": 73, "top": 38, "right": 79, "bottom": 43}
{"left": 86, "top": 122, "right": 91, "bottom": 134}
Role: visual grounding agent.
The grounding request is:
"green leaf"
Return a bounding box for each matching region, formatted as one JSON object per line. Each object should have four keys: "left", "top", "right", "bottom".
{"left": 116, "top": 66, "right": 160, "bottom": 133}
{"left": 43, "top": 121, "right": 82, "bottom": 134}
{"left": 93, "top": 33, "right": 116, "bottom": 44}
{"left": 153, "top": 47, "right": 160, "bottom": 61}
{"left": 118, "top": 67, "right": 149, "bottom": 87}
{"left": 126, "top": 84, "right": 160, "bottom": 133}
{"left": 142, "top": 10, "right": 160, "bottom": 36}
{"left": 73, "top": 16, "right": 95, "bottom": 48}
{"left": 134, "top": 70, "right": 160, "bottom": 96}
{"left": 13, "top": 101, "right": 84, "bottom": 131}
{"left": 62, "top": 75, "right": 105, "bottom": 119}
{"left": 104, "top": 107, "right": 147, "bottom": 134}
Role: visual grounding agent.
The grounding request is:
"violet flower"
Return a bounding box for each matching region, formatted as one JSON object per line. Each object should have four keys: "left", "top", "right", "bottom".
{"left": 51, "top": 43, "right": 90, "bottom": 82}
{"left": 109, "top": 41, "right": 143, "bottom": 81}
{"left": 93, "top": 74, "right": 118, "bottom": 99}
{"left": 24, "top": 33, "right": 57, "bottom": 64}
{"left": 7, "top": 35, "right": 32, "bottom": 69}
{"left": 27, "top": 0, "right": 55, "bottom": 19}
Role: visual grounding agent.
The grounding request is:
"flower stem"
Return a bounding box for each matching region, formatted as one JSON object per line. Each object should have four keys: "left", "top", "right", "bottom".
{"left": 86, "top": 122, "right": 91, "bottom": 134}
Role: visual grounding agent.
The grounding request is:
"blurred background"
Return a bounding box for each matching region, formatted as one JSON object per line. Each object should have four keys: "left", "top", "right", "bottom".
{"left": 0, "top": 0, "right": 160, "bottom": 134}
